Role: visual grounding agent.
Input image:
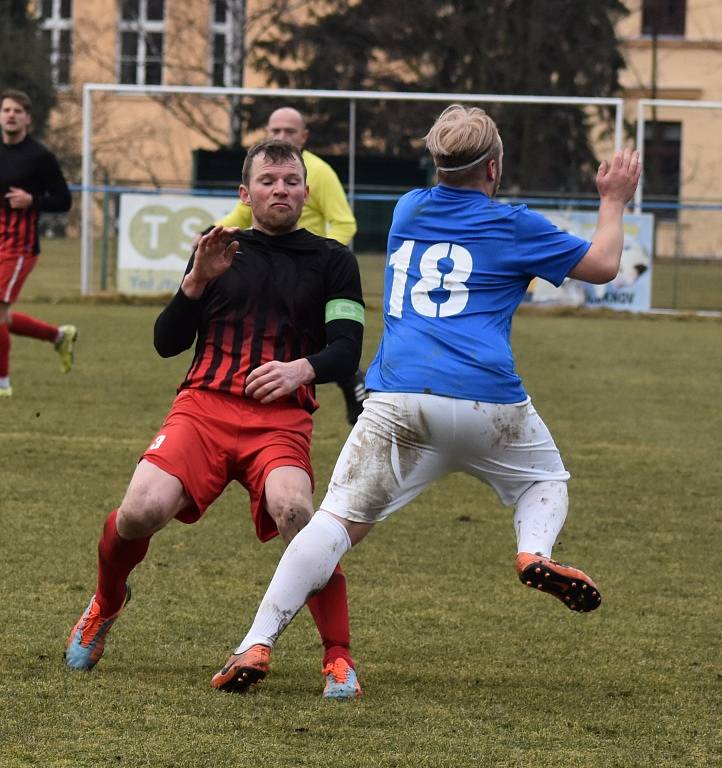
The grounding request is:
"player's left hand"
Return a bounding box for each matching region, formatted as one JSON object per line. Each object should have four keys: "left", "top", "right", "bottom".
{"left": 5, "top": 186, "right": 33, "bottom": 209}
{"left": 245, "top": 359, "right": 315, "bottom": 403}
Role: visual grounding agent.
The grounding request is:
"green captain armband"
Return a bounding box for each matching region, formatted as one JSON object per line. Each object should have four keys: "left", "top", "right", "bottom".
{"left": 325, "top": 299, "right": 365, "bottom": 325}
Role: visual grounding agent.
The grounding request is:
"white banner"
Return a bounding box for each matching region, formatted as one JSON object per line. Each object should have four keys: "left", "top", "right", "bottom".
{"left": 117, "top": 193, "right": 238, "bottom": 294}
{"left": 525, "top": 211, "right": 654, "bottom": 312}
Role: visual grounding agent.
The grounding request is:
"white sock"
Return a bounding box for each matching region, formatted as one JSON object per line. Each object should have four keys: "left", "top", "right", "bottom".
{"left": 0, "top": 377, "right": 10, "bottom": 389}
{"left": 513, "top": 481, "right": 568, "bottom": 558}
{"left": 234, "top": 510, "right": 352, "bottom": 654}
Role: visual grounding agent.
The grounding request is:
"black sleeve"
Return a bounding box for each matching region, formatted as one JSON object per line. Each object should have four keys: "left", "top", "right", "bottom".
{"left": 305, "top": 318, "right": 363, "bottom": 384}
{"left": 154, "top": 289, "right": 204, "bottom": 358}
{"left": 324, "top": 242, "right": 364, "bottom": 306}
{"left": 303, "top": 241, "right": 364, "bottom": 382}
{"left": 37, "top": 151, "right": 71, "bottom": 213}
{"left": 153, "top": 254, "right": 204, "bottom": 357}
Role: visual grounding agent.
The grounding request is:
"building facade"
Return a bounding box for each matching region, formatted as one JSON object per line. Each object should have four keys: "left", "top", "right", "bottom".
{"left": 37, "top": 0, "right": 722, "bottom": 258}
{"left": 617, "top": 0, "right": 722, "bottom": 258}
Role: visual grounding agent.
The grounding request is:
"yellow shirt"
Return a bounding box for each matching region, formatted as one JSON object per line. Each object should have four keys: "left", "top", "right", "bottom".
{"left": 217, "top": 149, "right": 357, "bottom": 245}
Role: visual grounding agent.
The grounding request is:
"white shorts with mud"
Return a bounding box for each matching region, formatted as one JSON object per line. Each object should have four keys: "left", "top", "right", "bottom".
{"left": 319, "top": 392, "right": 570, "bottom": 524}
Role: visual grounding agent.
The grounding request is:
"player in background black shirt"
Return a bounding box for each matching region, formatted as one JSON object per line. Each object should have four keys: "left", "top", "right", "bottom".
{"left": 65, "top": 140, "right": 366, "bottom": 698}
{"left": 0, "top": 89, "right": 76, "bottom": 397}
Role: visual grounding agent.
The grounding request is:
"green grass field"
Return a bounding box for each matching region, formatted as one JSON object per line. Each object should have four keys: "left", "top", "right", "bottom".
{"left": 1, "top": 242, "right": 720, "bottom": 767}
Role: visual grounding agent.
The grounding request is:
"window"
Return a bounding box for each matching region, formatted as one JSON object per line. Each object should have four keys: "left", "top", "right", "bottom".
{"left": 209, "top": 0, "right": 243, "bottom": 87}
{"left": 212, "top": 32, "right": 227, "bottom": 87}
{"left": 118, "top": 0, "right": 165, "bottom": 85}
{"left": 40, "top": 0, "right": 73, "bottom": 88}
{"left": 643, "top": 121, "right": 681, "bottom": 220}
{"left": 642, "top": 0, "right": 686, "bottom": 36}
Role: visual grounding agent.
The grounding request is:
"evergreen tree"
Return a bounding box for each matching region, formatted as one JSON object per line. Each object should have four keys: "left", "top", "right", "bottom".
{"left": 250, "top": 0, "right": 628, "bottom": 195}
{"left": 0, "top": 0, "right": 55, "bottom": 137}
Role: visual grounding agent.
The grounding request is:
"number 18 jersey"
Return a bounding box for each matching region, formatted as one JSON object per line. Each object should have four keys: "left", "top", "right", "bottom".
{"left": 365, "top": 185, "right": 591, "bottom": 403}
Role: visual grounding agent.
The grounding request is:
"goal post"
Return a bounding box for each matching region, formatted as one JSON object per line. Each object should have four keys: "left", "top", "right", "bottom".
{"left": 634, "top": 97, "right": 722, "bottom": 214}
{"left": 80, "top": 83, "right": 625, "bottom": 295}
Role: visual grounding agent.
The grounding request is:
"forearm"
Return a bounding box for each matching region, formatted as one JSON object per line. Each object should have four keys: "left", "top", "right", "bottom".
{"left": 180, "top": 271, "right": 210, "bottom": 300}
{"left": 570, "top": 199, "right": 625, "bottom": 284}
{"left": 305, "top": 320, "right": 363, "bottom": 384}
{"left": 39, "top": 160, "right": 72, "bottom": 212}
{"left": 572, "top": 148, "right": 641, "bottom": 285}
{"left": 154, "top": 289, "right": 203, "bottom": 357}
{"left": 39, "top": 185, "right": 72, "bottom": 213}
{"left": 594, "top": 198, "right": 625, "bottom": 259}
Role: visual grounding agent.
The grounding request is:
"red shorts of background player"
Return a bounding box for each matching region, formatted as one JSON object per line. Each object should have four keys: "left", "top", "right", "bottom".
{"left": 141, "top": 387, "right": 314, "bottom": 542}
{"left": 0, "top": 252, "right": 38, "bottom": 304}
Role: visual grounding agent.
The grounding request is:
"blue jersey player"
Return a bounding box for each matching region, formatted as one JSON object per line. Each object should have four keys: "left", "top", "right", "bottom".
{"left": 211, "top": 104, "right": 642, "bottom": 694}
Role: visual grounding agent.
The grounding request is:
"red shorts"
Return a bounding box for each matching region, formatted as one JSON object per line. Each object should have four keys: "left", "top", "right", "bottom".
{"left": 0, "top": 252, "right": 37, "bottom": 304}
{"left": 141, "top": 388, "right": 314, "bottom": 542}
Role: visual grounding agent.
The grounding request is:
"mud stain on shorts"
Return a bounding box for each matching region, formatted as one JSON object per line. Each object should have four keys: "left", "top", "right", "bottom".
{"left": 491, "top": 410, "right": 523, "bottom": 448}
{"left": 335, "top": 400, "right": 425, "bottom": 512}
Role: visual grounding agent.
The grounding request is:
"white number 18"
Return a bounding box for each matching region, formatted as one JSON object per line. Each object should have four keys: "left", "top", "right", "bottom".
{"left": 388, "top": 239, "right": 472, "bottom": 318}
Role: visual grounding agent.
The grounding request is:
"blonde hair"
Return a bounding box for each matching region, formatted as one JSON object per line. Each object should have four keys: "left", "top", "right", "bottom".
{"left": 424, "top": 104, "right": 502, "bottom": 177}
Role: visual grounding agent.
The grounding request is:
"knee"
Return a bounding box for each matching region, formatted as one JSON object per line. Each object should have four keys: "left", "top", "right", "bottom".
{"left": 517, "top": 479, "right": 568, "bottom": 514}
{"left": 117, "top": 487, "right": 173, "bottom": 538}
{"left": 267, "top": 493, "right": 313, "bottom": 542}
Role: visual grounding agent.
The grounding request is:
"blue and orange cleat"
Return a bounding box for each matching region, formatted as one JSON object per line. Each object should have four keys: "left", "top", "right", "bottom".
{"left": 322, "top": 657, "right": 362, "bottom": 699}
{"left": 516, "top": 552, "right": 601, "bottom": 612}
{"left": 64, "top": 586, "right": 131, "bottom": 670}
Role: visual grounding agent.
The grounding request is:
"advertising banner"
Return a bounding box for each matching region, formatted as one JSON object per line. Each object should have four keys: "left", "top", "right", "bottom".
{"left": 525, "top": 211, "right": 654, "bottom": 312}
{"left": 117, "top": 194, "right": 238, "bottom": 294}
{"left": 118, "top": 197, "right": 654, "bottom": 309}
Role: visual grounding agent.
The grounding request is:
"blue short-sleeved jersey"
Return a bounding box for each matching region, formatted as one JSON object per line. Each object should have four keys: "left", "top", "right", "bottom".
{"left": 365, "top": 185, "right": 591, "bottom": 403}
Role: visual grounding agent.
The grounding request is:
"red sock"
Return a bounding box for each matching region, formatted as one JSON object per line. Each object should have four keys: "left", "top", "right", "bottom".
{"left": 96, "top": 509, "right": 151, "bottom": 616}
{"left": 9, "top": 312, "right": 57, "bottom": 342}
{"left": 0, "top": 323, "right": 9, "bottom": 378}
{"left": 307, "top": 563, "right": 354, "bottom": 668}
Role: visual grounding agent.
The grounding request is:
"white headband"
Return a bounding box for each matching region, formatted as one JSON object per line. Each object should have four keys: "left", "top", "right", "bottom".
{"left": 436, "top": 148, "right": 493, "bottom": 173}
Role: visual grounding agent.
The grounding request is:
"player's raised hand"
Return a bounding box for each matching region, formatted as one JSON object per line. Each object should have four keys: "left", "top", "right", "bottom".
{"left": 596, "top": 148, "right": 641, "bottom": 205}
{"left": 182, "top": 226, "right": 239, "bottom": 299}
{"left": 195, "top": 226, "right": 239, "bottom": 277}
{"left": 245, "top": 359, "right": 316, "bottom": 403}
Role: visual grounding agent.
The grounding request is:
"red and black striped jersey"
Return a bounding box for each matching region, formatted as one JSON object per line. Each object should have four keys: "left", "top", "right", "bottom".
{"left": 0, "top": 135, "right": 71, "bottom": 256}
{"left": 154, "top": 228, "right": 364, "bottom": 412}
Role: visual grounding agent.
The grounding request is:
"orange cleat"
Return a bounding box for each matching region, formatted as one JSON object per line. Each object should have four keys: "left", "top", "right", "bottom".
{"left": 211, "top": 644, "right": 271, "bottom": 693}
{"left": 516, "top": 552, "right": 602, "bottom": 612}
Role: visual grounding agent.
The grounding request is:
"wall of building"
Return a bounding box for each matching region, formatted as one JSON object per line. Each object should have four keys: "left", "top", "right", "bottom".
{"left": 617, "top": 1, "right": 722, "bottom": 259}
{"left": 42, "top": 0, "right": 722, "bottom": 259}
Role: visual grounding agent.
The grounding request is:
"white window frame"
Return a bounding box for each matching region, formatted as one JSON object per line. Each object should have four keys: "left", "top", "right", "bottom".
{"left": 117, "top": 0, "right": 165, "bottom": 86}
{"left": 209, "top": 0, "right": 243, "bottom": 88}
{"left": 39, "top": 0, "right": 73, "bottom": 89}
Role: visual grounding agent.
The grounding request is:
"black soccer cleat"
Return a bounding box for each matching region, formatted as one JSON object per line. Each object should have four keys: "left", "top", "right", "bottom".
{"left": 516, "top": 553, "right": 602, "bottom": 612}
{"left": 211, "top": 644, "right": 271, "bottom": 693}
